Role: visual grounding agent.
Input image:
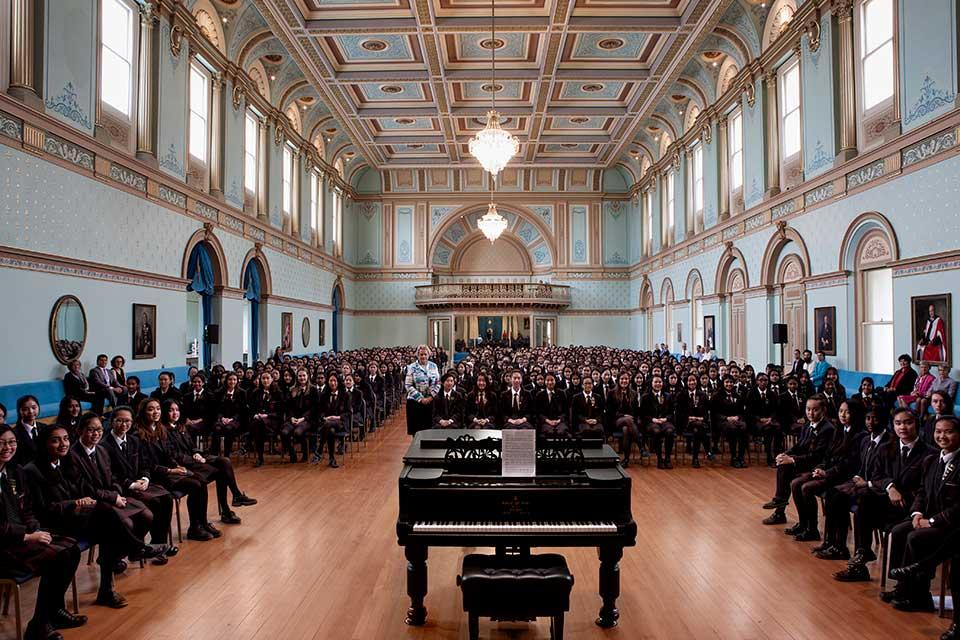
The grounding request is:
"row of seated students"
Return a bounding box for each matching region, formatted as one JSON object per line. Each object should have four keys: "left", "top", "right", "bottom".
{"left": 416, "top": 347, "right": 953, "bottom": 471}
{"left": 2, "top": 345, "right": 415, "bottom": 640}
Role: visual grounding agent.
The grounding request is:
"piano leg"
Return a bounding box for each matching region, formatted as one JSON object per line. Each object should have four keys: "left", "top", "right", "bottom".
{"left": 596, "top": 545, "right": 623, "bottom": 628}
{"left": 404, "top": 544, "right": 428, "bottom": 626}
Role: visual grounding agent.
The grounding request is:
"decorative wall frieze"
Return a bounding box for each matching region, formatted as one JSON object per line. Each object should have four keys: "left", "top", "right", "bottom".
{"left": 267, "top": 234, "right": 284, "bottom": 250}
{"left": 891, "top": 250, "right": 960, "bottom": 278}
{"left": 722, "top": 224, "right": 741, "bottom": 240}
{"left": 0, "top": 246, "right": 188, "bottom": 291}
{"left": 0, "top": 111, "right": 23, "bottom": 141}
{"left": 803, "top": 182, "right": 834, "bottom": 207}
{"left": 744, "top": 212, "right": 766, "bottom": 231}
{"left": 195, "top": 201, "right": 219, "bottom": 222}
{"left": 221, "top": 213, "right": 244, "bottom": 233}
{"left": 770, "top": 199, "right": 797, "bottom": 220}
{"left": 245, "top": 225, "right": 265, "bottom": 242}
{"left": 902, "top": 128, "right": 957, "bottom": 168}
{"left": 845, "top": 159, "right": 885, "bottom": 190}
{"left": 44, "top": 133, "right": 93, "bottom": 170}
{"left": 109, "top": 162, "right": 147, "bottom": 192}
{"left": 157, "top": 184, "right": 186, "bottom": 208}
{"left": 804, "top": 271, "right": 850, "bottom": 291}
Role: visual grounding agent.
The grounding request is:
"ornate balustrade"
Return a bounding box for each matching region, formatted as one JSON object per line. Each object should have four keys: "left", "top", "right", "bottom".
{"left": 414, "top": 283, "right": 571, "bottom": 309}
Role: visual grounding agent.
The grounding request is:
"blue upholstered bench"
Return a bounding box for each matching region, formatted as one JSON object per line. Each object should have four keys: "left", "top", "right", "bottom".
{"left": 0, "top": 366, "right": 191, "bottom": 419}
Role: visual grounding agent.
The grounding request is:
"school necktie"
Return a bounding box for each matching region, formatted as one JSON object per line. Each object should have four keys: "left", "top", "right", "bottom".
{"left": 513, "top": 393, "right": 519, "bottom": 412}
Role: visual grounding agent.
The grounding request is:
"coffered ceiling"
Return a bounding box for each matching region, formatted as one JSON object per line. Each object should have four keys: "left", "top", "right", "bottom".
{"left": 239, "top": 0, "right": 777, "bottom": 177}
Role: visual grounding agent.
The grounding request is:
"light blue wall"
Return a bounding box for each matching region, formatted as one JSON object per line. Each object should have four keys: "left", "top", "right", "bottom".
{"left": 353, "top": 201, "right": 382, "bottom": 267}
{"left": 267, "top": 136, "right": 283, "bottom": 228}
{"left": 801, "top": 12, "right": 836, "bottom": 178}
{"left": 627, "top": 198, "right": 642, "bottom": 264}
{"left": 43, "top": 0, "right": 96, "bottom": 135}
{"left": 602, "top": 200, "right": 629, "bottom": 266}
{"left": 674, "top": 154, "right": 688, "bottom": 242}
{"left": 569, "top": 205, "right": 589, "bottom": 264}
{"left": 742, "top": 78, "right": 766, "bottom": 209}
{"left": 223, "top": 82, "right": 245, "bottom": 209}
{"left": 298, "top": 155, "right": 312, "bottom": 244}
{"left": 650, "top": 180, "right": 663, "bottom": 254}
{"left": 899, "top": 0, "right": 958, "bottom": 132}
{"left": 323, "top": 177, "right": 334, "bottom": 254}
{"left": 157, "top": 22, "right": 188, "bottom": 180}
{"left": 702, "top": 121, "right": 720, "bottom": 228}
{"left": 395, "top": 205, "right": 414, "bottom": 265}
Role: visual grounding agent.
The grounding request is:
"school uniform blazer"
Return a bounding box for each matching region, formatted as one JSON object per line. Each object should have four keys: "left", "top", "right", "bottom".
{"left": 675, "top": 390, "right": 710, "bottom": 430}
{"left": 102, "top": 434, "right": 151, "bottom": 487}
{"left": 639, "top": 391, "right": 674, "bottom": 422}
{"left": 317, "top": 389, "right": 350, "bottom": 425}
{"left": 909, "top": 453, "right": 960, "bottom": 527}
{"left": 747, "top": 389, "right": 780, "bottom": 421}
{"left": 215, "top": 389, "right": 248, "bottom": 426}
{"left": 432, "top": 390, "right": 465, "bottom": 428}
{"left": 62, "top": 371, "right": 91, "bottom": 399}
{"left": 535, "top": 389, "right": 567, "bottom": 424}
{"left": 819, "top": 426, "right": 868, "bottom": 483}
{"left": 498, "top": 388, "right": 534, "bottom": 425}
{"left": 465, "top": 390, "right": 498, "bottom": 425}
{"left": 69, "top": 442, "right": 121, "bottom": 504}
{"left": 181, "top": 389, "right": 214, "bottom": 422}
{"left": 785, "top": 420, "right": 836, "bottom": 470}
{"left": 22, "top": 457, "right": 96, "bottom": 532}
{"left": 856, "top": 431, "right": 891, "bottom": 480}
{"left": 867, "top": 439, "right": 933, "bottom": 504}
{"left": 571, "top": 391, "right": 605, "bottom": 427}
{"left": 284, "top": 386, "right": 319, "bottom": 422}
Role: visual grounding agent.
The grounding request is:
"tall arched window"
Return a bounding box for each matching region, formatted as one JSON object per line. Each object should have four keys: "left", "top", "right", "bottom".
{"left": 856, "top": 231, "right": 895, "bottom": 372}
{"left": 333, "top": 158, "right": 344, "bottom": 258}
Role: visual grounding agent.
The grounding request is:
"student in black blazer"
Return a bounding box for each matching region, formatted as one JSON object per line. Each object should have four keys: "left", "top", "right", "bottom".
{"left": 281, "top": 369, "right": 319, "bottom": 463}
{"left": 70, "top": 413, "right": 162, "bottom": 567}
{"left": 249, "top": 372, "right": 282, "bottom": 467}
{"left": 499, "top": 371, "right": 534, "bottom": 429}
{"left": 571, "top": 376, "right": 605, "bottom": 438}
{"left": 834, "top": 408, "right": 933, "bottom": 581}
{"left": 314, "top": 374, "right": 346, "bottom": 467}
{"left": 712, "top": 376, "right": 749, "bottom": 468}
{"left": 0, "top": 424, "right": 86, "bottom": 640}
{"left": 432, "top": 373, "right": 464, "bottom": 429}
{"left": 116, "top": 375, "right": 147, "bottom": 415}
{"left": 180, "top": 374, "right": 213, "bottom": 440}
{"left": 761, "top": 394, "right": 836, "bottom": 537}
{"left": 342, "top": 374, "right": 366, "bottom": 437}
{"left": 465, "top": 374, "right": 497, "bottom": 428}
{"left": 608, "top": 373, "right": 637, "bottom": 465}
{"left": 212, "top": 372, "right": 247, "bottom": 457}
{"left": 639, "top": 375, "right": 676, "bottom": 468}
{"left": 536, "top": 373, "right": 568, "bottom": 436}
{"left": 23, "top": 425, "right": 132, "bottom": 608}
{"left": 882, "top": 415, "right": 960, "bottom": 611}
{"left": 747, "top": 373, "right": 781, "bottom": 466}
{"left": 102, "top": 407, "right": 175, "bottom": 553}
{"left": 676, "top": 374, "right": 710, "bottom": 468}
{"left": 12, "top": 395, "right": 42, "bottom": 467}
{"left": 149, "top": 371, "right": 182, "bottom": 405}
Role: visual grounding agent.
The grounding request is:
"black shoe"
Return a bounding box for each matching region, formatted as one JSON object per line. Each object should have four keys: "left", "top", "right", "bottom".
{"left": 94, "top": 590, "right": 128, "bottom": 608}
{"left": 762, "top": 498, "right": 789, "bottom": 510}
{"left": 112, "top": 559, "right": 128, "bottom": 574}
{"left": 762, "top": 512, "right": 787, "bottom": 525}
{"left": 730, "top": 459, "right": 741, "bottom": 468}
{"left": 204, "top": 522, "right": 222, "bottom": 537}
{"left": 329, "top": 458, "right": 339, "bottom": 468}
{"left": 657, "top": 459, "right": 665, "bottom": 469}
{"left": 814, "top": 546, "right": 850, "bottom": 561}
{"left": 300, "top": 452, "right": 308, "bottom": 463}
{"left": 187, "top": 527, "right": 213, "bottom": 542}
{"left": 784, "top": 523, "right": 805, "bottom": 536}
{"left": 664, "top": 460, "right": 674, "bottom": 469}
{"left": 794, "top": 529, "right": 821, "bottom": 542}
{"left": 833, "top": 563, "right": 871, "bottom": 582}
{"left": 692, "top": 458, "right": 701, "bottom": 468}
{"left": 254, "top": 458, "right": 264, "bottom": 468}
{"left": 232, "top": 494, "right": 258, "bottom": 507}
{"left": 738, "top": 458, "right": 748, "bottom": 468}
{"left": 221, "top": 510, "right": 242, "bottom": 525}
{"left": 151, "top": 554, "right": 169, "bottom": 566}
{"left": 51, "top": 608, "right": 88, "bottom": 629}
{"left": 165, "top": 545, "right": 179, "bottom": 557}
{"left": 940, "top": 623, "right": 957, "bottom": 640}
{"left": 336, "top": 443, "right": 344, "bottom": 455}
{"left": 134, "top": 544, "right": 164, "bottom": 560}
{"left": 852, "top": 549, "right": 877, "bottom": 564}
{"left": 891, "top": 595, "right": 935, "bottom": 613}
{"left": 880, "top": 589, "right": 905, "bottom": 603}
{"left": 889, "top": 562, "right": 924, "bottom": 581}
{"left": 24, "top": 622, "right": 62, "bottom": 640}
{"left": 811, "top": 542, "right": 831, "bottom": 554}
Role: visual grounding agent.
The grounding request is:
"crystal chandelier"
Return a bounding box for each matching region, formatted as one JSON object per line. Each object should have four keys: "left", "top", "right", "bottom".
{"left": 477, "top": 201, "right": 507, "bottom": 242}
{"left": 468, "top": 0, "right": 518, "bottom": 176}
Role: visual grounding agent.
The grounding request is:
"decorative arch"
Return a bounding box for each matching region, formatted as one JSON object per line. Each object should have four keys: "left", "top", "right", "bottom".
{"left": 685, "top": 269, "right": 704, "bottom": 299}
{"left": 639, "top": 278, "right": 654, "bottom": 309}
{"left": 838, "top": 212, "right": 900, "bottom": 271}
{"left": 657, "top": 132, "right": 673, "bottom": 159}
{"left": 762, "top": 0, "right": 797, "bottom": 51}
{"left": 715, "top": 244, "right": 750, "bottom": 294}
{"left": 284, "top": 104, "right": 302, "bottom": 136}
{"left": 759, "top": 225, "right": 812, "bottom": 286}
{"left": 237, "top": 31, "right": 279, "bottom": 74}
{"left": 192, "top": 0, "right": 226, "bottom": 55}
{"left": 683, "top": 104, "right": 701, "bottom": 134}
{"left": 675, "top": 78, "right": 708, "bottom": 111}
{"left": 331, "top": 278, "right": 346, "bottom": 310}
{"left": 778, "top": 254, "right": 806, "bottom": 283}
{"left": 181, "top": 227, "right": 228, "bottom": 287}
{"left": 660, "top": 277, "right": 675, "bottom": 305}
{"left": 248, "top": 61, "right": 270, "bottom": 102}
{"left": 450, "top": 233, "right": 534, "bottom": 274}
{"left": 239, "top": 248, "right": 273, "bottom": 297}
{"left": 717, "top": 57, "right": 740, "bottom": 97}
{"left": 428, "top": 202, "right": 557, "bottom": 269}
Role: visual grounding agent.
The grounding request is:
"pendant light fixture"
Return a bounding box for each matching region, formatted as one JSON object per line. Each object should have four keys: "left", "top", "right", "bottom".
{"left": 468, "top": 0, "right": 519, "bottom": 177}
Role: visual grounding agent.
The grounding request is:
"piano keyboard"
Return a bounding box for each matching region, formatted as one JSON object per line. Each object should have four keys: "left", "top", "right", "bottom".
{"left": 412, "top": 521, "right": 618, "bottom": 534}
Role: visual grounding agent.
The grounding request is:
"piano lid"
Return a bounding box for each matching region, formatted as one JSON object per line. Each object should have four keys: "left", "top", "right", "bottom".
{"left": 402, "top": 429, "right": 621, "bottom": 467}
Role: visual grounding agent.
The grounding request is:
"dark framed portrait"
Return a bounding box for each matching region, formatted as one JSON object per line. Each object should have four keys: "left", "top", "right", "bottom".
{"left": 301, "top": 317, "right": 311, "bottom": 348}
{"left": 281, "top": 312, "right": 293, "bottom": 352}
{"left": 703, "top": 315, "right": 716, "bottom": 351}
{"left": 912, "top": 294, "right": 951, "bottom": 365}
{"left": 132, "top": 304, "right": 156, "bottom": 360}
{"left": 319, "top": 319, "right": 326, "bottom": 346}
{"left": 523, "top": 317, "right": 530, "bottom": 330}
{"left": 677, "top": 322, "right": 683, "bottom": 344}
{"left": 814, "top": 306, "right": 837, "bottom": 356}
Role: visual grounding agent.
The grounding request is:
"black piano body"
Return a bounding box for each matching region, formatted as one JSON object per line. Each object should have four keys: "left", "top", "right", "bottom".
{"left": 396, "top": 429, "right": 637, "bottom": 628}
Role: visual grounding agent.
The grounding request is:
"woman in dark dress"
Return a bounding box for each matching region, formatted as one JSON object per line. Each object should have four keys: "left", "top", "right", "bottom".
{"left": 465, "top": 373, "right": 498, "bottom": 428}
{"left": 133, "top": 399, "right": 215, "bottom": 542}
{"left": 211, "top": 371, "right": 247, "bottom": 457}
{"left": 281, "top": 368, "right": 318, "bottom": 463}
{"left": 160, "top": 400, "right": 255, "bottom": 525}
{"left": 23, "top": 425, "right": 133, "bottom": 609}
{"left": 110, "top": 355, "right": 126, "bottom": 388}
{"left": 0, "top": 424, "right": 86, "bottom": 640}
{"left": 611, "top": 373, "right": 639, "bottom": 466}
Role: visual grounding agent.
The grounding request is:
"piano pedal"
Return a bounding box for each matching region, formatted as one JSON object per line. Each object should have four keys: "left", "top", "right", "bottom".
{"left": 490, "top": 616, "right": 536, "bottom": 623}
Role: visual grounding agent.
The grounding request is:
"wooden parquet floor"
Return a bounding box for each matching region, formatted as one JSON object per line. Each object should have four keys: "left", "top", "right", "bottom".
{"left": 3, "top": 410, "right": 949, "bottom": 640}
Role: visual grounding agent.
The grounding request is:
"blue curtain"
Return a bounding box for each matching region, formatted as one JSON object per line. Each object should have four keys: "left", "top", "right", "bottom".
{"left": 187, "top": 244, "right": 214, "bottom": 367}
{"left": 243, "top": 261, "right": 261, "bottom": 362}
{"left": 332, "top": 287, "right": 341, "bottom": 353}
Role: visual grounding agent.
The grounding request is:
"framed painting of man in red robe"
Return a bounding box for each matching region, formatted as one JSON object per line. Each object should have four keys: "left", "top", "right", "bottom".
{"left": 912, "top": 294, "right": 951, "bottom": 366}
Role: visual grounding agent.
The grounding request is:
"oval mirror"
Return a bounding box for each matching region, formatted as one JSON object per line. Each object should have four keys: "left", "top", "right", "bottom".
{"left": 50, "top": 295, "right": 87, "bottom": 364}
{"left": 302, "top": 317, "right": 311, "bottom": 348}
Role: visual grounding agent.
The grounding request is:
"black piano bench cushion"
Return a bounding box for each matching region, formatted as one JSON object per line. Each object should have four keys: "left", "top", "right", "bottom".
{"left": 458, "top": 553, "right": 574, "bottom": 616}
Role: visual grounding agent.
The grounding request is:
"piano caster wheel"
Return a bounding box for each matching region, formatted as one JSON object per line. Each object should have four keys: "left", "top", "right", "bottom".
{"left": 596, "top": 609, "right": 619, "bottom": 628}
{"left": 405, "top": 607, "right": 427, "bottom": 626}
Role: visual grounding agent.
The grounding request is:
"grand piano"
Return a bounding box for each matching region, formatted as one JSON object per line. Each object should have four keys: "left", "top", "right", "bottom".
{"left": 396, "top": 429, "right": 636, "bottom": 628}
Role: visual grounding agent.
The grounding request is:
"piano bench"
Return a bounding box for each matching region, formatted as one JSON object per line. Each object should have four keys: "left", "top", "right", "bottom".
{"left": 457, "top": 553, "right": 574, "bottom": 640}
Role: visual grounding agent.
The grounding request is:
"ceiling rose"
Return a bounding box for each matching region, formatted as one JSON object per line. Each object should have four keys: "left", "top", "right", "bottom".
{"left": 380, "top": 84, "right": 403, "bottom": 94}
{"left": 569, "top": 116, "right": 589, "bottom": 124}
{"left": 361, "top": 39, "right": 389, "bottom": 52}
{"left": 598, "top": 38, "right": 624, "bottom": 50}
{"left": 479, "top": 38, "right": 505, "bottom": 50}
{"left": 481, "top": 83, "right": 503, "bottom": 93}
{"left": 581, "top": 83, "right": 605, "bottom": 93}
{"left": 394, "top": 117, "right": 415, "bottom": 125}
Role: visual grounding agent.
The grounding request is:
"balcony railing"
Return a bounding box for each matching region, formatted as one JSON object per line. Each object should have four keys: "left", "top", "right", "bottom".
{"left": 414, "top": 283, "right": 571, "bottom": 309}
